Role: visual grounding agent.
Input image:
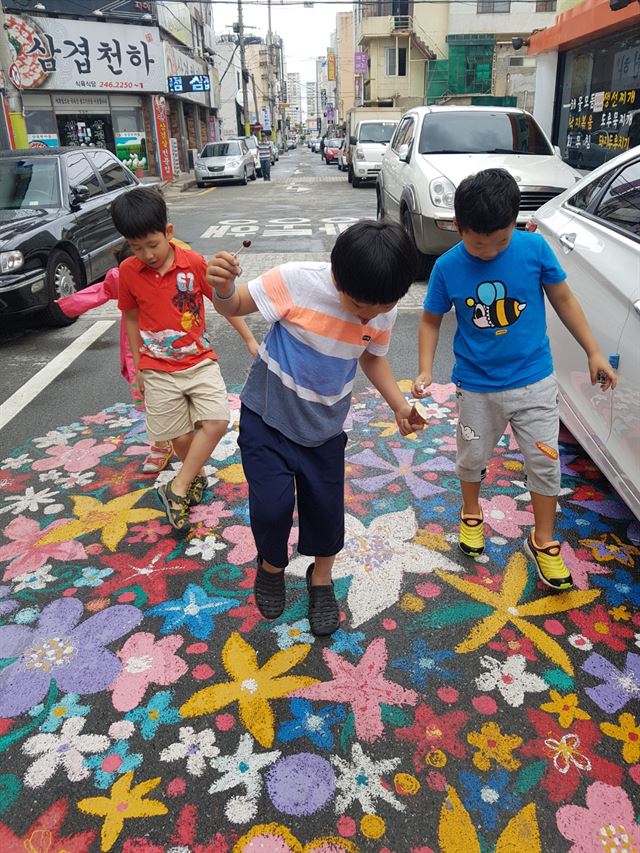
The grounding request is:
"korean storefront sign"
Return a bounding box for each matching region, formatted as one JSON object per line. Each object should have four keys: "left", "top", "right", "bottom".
{"left": 354, "top": 52, "right": 369, "bottom": 74}
{"left": 152, "top": 95, "right": 173, "bottom": 181}
{"left": 6, "top": 15, "right": 165, "bottom": 92}
{"left": 163, "top": 42, "right": 209, "bottom": 106}
{"left": 327, "top": 51, "right": 336, "bottom": 82}
{"left": 3, "top": 0, "right": 154, "bottom": 20}
{"left": 167, "top": 75, "right": 211, "bottom": 95}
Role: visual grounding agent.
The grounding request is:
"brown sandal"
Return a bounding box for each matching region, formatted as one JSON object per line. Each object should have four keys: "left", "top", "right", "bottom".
{"left": 157, "top": 480, "right": 190, "bottom": 531}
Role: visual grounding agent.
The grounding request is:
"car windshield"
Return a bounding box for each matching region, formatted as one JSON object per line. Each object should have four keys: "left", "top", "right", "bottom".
{"left": 418, "top": 112, "right": 553, "bottom": 155}
{"left": 201, "top": 142, "right": 240, "bottom": 158}
{"left": 0, "top": 157, "right": 61, "bottom": 210}
{"left": 245, "top": 138, "right": 257, "bottom": 150}
{"left": 358, "top": 123, "right": 397, "bottom": 144}
{"left": 327, "top": 139, "right": 341, "bottom": 147}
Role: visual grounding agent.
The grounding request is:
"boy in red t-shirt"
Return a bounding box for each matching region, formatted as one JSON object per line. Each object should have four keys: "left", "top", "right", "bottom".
{"left": 113, "top": 188, "right": 258, "bottom": 531}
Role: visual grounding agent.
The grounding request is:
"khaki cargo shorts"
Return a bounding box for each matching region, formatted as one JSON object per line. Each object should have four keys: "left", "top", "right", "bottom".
{"left": 142, "top": 360, "right": 230, "bottom": 443}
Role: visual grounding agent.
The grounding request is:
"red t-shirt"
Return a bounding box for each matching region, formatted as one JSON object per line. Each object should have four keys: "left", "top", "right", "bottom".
{"left": 118, "top": 243, "right": 217, "bottom": 373}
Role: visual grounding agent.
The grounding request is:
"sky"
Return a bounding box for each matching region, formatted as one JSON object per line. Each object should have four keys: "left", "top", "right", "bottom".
{"left": 212, "top": 0, "right": 353, "bottom": 85}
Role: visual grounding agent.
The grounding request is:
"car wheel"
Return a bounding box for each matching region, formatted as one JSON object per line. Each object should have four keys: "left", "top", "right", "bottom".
{"left": 41, "top": 248, "right": 82, "bottom": 327}
{"left": 347, "top": 167, "right": 353, "bottom": 184}
{"left": 352, "top": 175, "right": 362, "bottom": 188}
{"left": 196, "top": 181, "right": 206, "bottom": 188}
{"left": 240, "top": 168, "right": 248, "bottom": 186}
{"left": 250, "top": 166, "right": 257, "bottom": 181}
{"left": 402, "top": 207, "right": 433, "bottom": 281}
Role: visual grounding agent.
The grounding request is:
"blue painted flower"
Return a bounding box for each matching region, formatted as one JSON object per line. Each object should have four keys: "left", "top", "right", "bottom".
{"left": 277, "top": 698, "right": 345, "bottom": 750}
{"left": 271, "top": 619, "right": 314, "bottom": 649}
{"left": 146, "top": 583, "right": 239, "bottom": 640}
{"left": 592, "top": 570, "right": 640, "bottom": 607}
{"left": 330, "top": 628, "right": 365, "bottom": 656}
{"left": 459, "top": 768, "right": 521, "bottom": 830}
{"left": 390, "top": 639, "right": 459, "bottom": 690}
{"left": 13, "top": 606, "right": 40, "bottom": 624}
{"left": 28, "top": 692, "right": 90, "bottom": 732}
{"left": 85, "top": 740, "right": 143, "bottom": 789}
{"left": 74, "top": 566, "right": 114, "bottom": 588}
{"left": 555, "top": 506, "right": 608, "bottom": 537}
{"left": 125, "top": 689, "right": 180, "bottom": 739}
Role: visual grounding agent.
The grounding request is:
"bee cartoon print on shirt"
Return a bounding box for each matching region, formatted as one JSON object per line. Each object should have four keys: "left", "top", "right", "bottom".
{"left": 466, "top": 281, "right": 527, "bottom": 334}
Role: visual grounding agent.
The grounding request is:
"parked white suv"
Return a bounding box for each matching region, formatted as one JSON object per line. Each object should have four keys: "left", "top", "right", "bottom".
{"left": 377, "top": 106, "right": 581, "bottom": 274}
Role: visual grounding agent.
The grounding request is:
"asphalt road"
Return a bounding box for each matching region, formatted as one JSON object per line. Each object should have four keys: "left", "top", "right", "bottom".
{"left": 0, "top": 146, "right": 455, "bottom": 453}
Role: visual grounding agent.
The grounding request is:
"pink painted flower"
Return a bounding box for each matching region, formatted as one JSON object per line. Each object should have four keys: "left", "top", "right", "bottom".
{"left": 556, "top": 781, "right": 640, "bottom": 852}
{"left": 110, "top": 632, "right": 188, "bottom": 712}
{"left": 426, "top": 382, "right": 457, "bottom": 404}
{"left": 480, "top": 494, "right": 534, "bottom": 538}
{"left": 0, "top": 515, "right": 87, "bottom": 580}
{"left": 560, "top": 541, "right": 611, "bottom": 590}
{"left": 222, "top": 525, "right": 297, "bottom": 565}
{"left": 31, "top": 438, "right": 117, "bottom": 474}
{"left": 188, "top": 500, "right": 234, "bottom": 527}
{"left": 81, "top": 411, "right": 112, "bottom": 425}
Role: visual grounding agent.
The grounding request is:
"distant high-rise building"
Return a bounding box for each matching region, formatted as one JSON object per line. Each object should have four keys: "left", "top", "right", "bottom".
{"left": 306, "top": 82, "right": 318, "bottom": 120}
{"left": 285, "top": 71, "right": 302, "bottom": 129}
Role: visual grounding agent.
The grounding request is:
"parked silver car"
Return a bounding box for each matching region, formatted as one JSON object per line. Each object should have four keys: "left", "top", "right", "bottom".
{"left": 194, "top": 140, "right": 256, "bottom": 187}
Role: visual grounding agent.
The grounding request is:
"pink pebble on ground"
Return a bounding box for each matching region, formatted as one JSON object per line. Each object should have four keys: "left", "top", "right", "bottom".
{"left": 473, "top": 695, "right": 498, "bottom": 714}
{"left": 437, "top": 687, "right": 459, "bottom": 704}
{"left": 544, "top": 619, "right": 565, "bottom": 636}
{"left": 336, "top": 816, "right": 357, "bottom": 837}
{"left": 192, "top": 664, "right": 214, "bottom": 681}
{"left": 383, "top": 618, "right": 397, "bottom": 630}
{"left": 167, "top": 777, "right": 187, "bottom": 797}
{"left": 416, "top": 582, "right": 441, "bottom": 598}
{"left": 186, "top": 642, "right": 208, "bottom": 654}
{"left": 215, "top": 713, "right": 235, "bottom": 731}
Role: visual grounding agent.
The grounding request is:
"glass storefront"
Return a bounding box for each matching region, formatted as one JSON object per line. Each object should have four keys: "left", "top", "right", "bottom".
{"left": 554, "top": 28, "right": 640, "bottom": 170}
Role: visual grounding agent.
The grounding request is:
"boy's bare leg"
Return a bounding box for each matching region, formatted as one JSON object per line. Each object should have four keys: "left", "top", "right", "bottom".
{"left": 460, "top": 480, "right": 482, "bottom": 517}
{"left": 310, "top": 555, "right": 336, "bottom": 585}
{"left": 530, "top": 491, "right": 557, "bottom": 545}
{"left": 170, "top": 420, "right": 227, "bottom": 498}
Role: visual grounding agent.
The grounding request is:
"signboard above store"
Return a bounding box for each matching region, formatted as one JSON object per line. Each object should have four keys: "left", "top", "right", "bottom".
{"left": 167, "top": 75, "right": 211, "bottom": 94}
{"left": 3, "top": 0, "right": 155, "bottom": 20}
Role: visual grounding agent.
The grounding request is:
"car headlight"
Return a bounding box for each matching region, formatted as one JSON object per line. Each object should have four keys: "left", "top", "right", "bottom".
{"left": 355, "top": 147, "right": 365, "bottom": 160}
{"left": 228, "top": 159, "right": 241, "bottom": 167}
{"left": 0, "top": 251, "right": 23, "bottom": 274}
{"left": 429, "top": 177, "right": 455, "bottom": 208}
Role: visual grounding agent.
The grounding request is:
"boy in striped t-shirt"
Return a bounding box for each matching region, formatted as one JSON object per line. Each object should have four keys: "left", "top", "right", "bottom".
{"left": 207, "top": 221, "right": 421, "bottom": 636}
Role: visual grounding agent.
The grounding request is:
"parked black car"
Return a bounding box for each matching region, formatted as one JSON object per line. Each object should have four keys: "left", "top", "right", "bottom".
{"left": 0, "top": 147, "right": 139, "bottom": 327}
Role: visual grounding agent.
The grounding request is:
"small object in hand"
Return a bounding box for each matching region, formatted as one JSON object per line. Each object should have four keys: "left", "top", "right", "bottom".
{"left": 235, "top": 240, "right": 252, "bottom": 256}
{"left": 597, "top": 370, "right": 607, "bottom": 386}
{"left": 408, "top": 400, "right": 429, "bottom": 428}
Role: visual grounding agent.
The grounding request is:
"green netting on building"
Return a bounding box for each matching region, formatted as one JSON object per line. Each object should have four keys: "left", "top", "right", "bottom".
{"left": 427, "top": 35, "right": 495, "bottom": 104}
{"left": 426, "top": 60, "right": 449, "bottom": 102}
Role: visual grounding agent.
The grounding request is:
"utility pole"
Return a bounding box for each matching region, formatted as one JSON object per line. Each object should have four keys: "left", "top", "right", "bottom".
{"left": 237, "top": 0, "right": 251, "bottom": 137}
{"left": 250, "top": 72, "right": 259, "bottom": 131}
{"left": 0, "top": 0, "right": 27, "bottom": 149}
{"left": 266, "top": 0, "right": 276, "bottom": 142}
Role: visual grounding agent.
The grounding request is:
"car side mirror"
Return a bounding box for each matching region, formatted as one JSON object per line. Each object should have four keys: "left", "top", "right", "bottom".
{"left": 398, "top": 144, "right": 410, "bottom": 162}
{"left": 70, "top": 184, "right": 90, "bottom": 207}
{"left": 349, "top": 135, "right": 356, "bottom": 146}
{"left": 553, "top": 145, "right": 562, "bottom": 157}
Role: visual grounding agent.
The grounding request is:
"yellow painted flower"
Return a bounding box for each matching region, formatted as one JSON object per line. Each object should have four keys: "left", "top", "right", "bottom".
{"left": 217, "top": 463, "right": 246, "bottom": 484}
{"left": 180, "top": 632, "right": 318, "bottom": 747}
{"left": 415, "top": 527, "right": 451, "bottom": 552}
{"left": 436, "top": 552, "right": 600, "bottom": 674}
{"left": 400, "top": 592, "right": 425, "bottom": 613}
{"left": 600, "top": 713, "right": 640, "bottom": 764}
{"left": 467, "top": 721, "right": 522, "bottom": 771}
{"left": 77, "top": 772, "right": 167, "bottom": 852}
{"left": 539, "top": 691, "right": 591, "bottom": 729}
{"left": 425, "top": 748, "right": 447, "bottom": 768}
{"left": 609, "top": 605, "right": 631, "bottom": 622}
{"left": 394, "top": 772, "right": 421, "bottom": 795}
{"left": 361, "top": 814, "right": 386, "bottom": 839}
{"left": 36, "top": 488, "right": 162, "bottom": 552}
{"left": 438, "top": 785, "right": 541, "bottom": 853}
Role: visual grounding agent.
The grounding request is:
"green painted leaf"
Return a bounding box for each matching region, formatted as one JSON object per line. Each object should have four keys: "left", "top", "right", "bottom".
{"left": 0, "top": 657, "right": 17, "bottom": 671}
{"left": 514, "top": 760, "right": 546, "bottom": 794}
{"left": 339, "top": 711, "right": 355, "bottom": 753}
{"left": 543, "top": 669, "right": 574, "bottom": 691}
{"left": 380, "top": 704, "right": 410, "bottom": 727}
{"left": 412, "top": 601, "right": 493, "bottom": 630}
{"left": 0, "top": 774, "right": 21, "bottom": 815}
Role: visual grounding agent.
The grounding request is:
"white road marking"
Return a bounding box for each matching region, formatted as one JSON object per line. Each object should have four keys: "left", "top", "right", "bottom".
{"left": 0, "top": 320, "right": 115, "bottom": 431}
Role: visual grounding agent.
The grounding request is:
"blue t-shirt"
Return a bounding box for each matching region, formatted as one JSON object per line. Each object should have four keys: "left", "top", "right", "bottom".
{"left": 423, "top": 230, "right": 566, "bottom": 392}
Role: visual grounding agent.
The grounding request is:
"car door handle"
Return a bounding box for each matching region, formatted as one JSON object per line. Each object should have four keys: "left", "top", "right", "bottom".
{"left": 559, "top": 233, "right": 576, "bottom": 251}
{"left": 634, "top": 299, "right": 640, "bottom": 317}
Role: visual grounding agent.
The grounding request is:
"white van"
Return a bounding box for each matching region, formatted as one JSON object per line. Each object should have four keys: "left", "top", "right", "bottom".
{"left": 347, "top": 110, "right": 402, "bottom": 187}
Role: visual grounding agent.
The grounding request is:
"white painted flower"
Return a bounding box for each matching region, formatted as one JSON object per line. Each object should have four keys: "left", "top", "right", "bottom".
{"left": 57, "top": 471, "right": 95, "bottom": 490}
{"left": 12, "top": 564, "right": 57, "bottom": 592}
{"left": 288, "top": 508, "right": 461, "bottom": 626}
{"left": 185, "top": 535, "right": 227, "bottom": 561}
{"left": 22, "top": 716, "right": 109, "bottom": 788}
{"left": 108, "top": 720, "right": 135, "bottom": 739}
{"left": 0, "top": 486, "right": 59, "bottom": 516}
{"left": 208, "top": 733, "right": 280, "bottom": 823}
{"left": 331, "top": 742, "right": 404, "bottom": 813}
{"left": 107, "top": 416, "right": 136, "bottom": 429}
{"left": 155, "top": 462, "right": 185, "bottom": 487}
{"left": 211, "top": 431, "right": 239, "bottom": 461}
{"left": 1, "top": 454, "right": 33, "bottom": 470}
{"left": 33, "top": 430, "right": 72, "bottom": 449}
{"left": 475, "top": 654, "right": 547, "bottom": 707}
{"left": 160, "top": 726, "right": 219, "bottom": 776}
{"left": 568, "top": 633, "right": 593, "bottom": 652}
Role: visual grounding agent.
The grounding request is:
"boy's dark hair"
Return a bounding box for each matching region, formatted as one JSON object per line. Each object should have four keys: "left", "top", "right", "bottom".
{"left": 454, "top": 169, "right": 520, "bottom": 234}
{"left": 331, "top": 220, "right": 417, "bottom": 303}
{"left": 111, "top": 187, "right": 168, "bottom": 240}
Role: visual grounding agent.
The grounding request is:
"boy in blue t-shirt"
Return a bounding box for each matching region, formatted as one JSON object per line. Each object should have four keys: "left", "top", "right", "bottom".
{"left": 413, "top": 169, "right": 617, "bottom": 590}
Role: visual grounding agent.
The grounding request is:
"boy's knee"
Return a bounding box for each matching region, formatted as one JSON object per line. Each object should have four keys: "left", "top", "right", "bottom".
{"left": 198, "top": 419, "right": 228, "bottom": 440}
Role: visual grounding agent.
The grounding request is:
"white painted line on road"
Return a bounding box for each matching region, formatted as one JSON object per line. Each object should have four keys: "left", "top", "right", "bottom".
{"left": 0, "top": 320, "right": 115, "bottom": 431}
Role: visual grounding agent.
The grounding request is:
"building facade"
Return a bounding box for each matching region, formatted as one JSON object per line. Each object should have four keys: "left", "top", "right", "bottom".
{"left": 285, "top": 72, "right": 302, "bottom": 131}
{"left": 335, "top": 13, "right": 356, "bottom": 124}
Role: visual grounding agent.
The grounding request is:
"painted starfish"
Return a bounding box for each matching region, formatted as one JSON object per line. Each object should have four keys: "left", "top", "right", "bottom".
{"left": 294, "top": 637, "right": 417, "bottom": 742}
{"left": 436, "top": 552, "right": 600, "bottom": 675}
{"left": 36, "top": 488, "right": 163, "bottom": 552}
{"left": 179, "top": 632, "right": 317, "bottom": 748}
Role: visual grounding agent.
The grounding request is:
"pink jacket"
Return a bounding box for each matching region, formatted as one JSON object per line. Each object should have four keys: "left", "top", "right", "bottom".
{"left": 56, "top": 268, "right": 135, "bottom": 387}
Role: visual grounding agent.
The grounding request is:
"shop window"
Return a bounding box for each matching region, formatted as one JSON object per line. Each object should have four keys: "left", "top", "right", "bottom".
{"left": 477, "top": 0, "right": 510, "bottom": 12}
{"left": 594, "top": 161, "right": 640, "bottom": 237}
{"left": 385, "top": 46, "right": 407, "bottom": 76}
{"left": 65, "top": 152, "right": 102, "bottom": 198}
{"left": 86, "top": 150, "right": 134, "bottom": 192}
{"left": 535, "top": 0, "right": 556, "bottom": 10}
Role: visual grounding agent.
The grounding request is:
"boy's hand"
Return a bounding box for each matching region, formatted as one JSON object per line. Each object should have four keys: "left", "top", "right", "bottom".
{"left": 395, "top": 401, "right": 424, "bottom": 436}
{"left": 135, "top": 369, "right": 145, "bottom": 400}
{"left": 206, "top": 251, "right": 241, "bottom": 296}
{"left": 588, "top": 352, "right": 617, "bottom": 391}
{"left": 412, "top": 373, "right": 432, "bottom": 399}
{"left": 246, "top": 338, "right": 260, "bottom": 358}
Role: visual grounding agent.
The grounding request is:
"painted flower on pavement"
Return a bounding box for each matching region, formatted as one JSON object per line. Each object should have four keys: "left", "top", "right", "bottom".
{"left": 98, "top": 540, "right": 201, "bottom": 605}
{"left": 539, "top": 691, "right": 591, "bottom": 729}
{"left": 288, "top": 508, "right": 462, "bottom": 627}
{"left": 459, "top": 768, "right": 522, "bottom": 831}
{"left": 479, "top": 494, "right": 534, "bottom": 538}
{"left": 475, "top": 654, "right": 547, "bottom": 707}
{"left": 29, "top": 691, "right": 91, "bottom": 732}
{"left": 160, "top": 725, "right": 219, "bottom": 776}
{"left": 0, "top": 514, "right": 87, "bottom": 580}
{"left": 125, "top": 690, "right": 181, "bottom": 740}
{"left": 277, "top": 698, "right": 346, "bottom": 750}
{"left": 579, "top": 533, "right": 639, "bottom": 568}
{"left": 467, "top": 721, "right": 522, "bottom": 772}
{"left": 146, "top": 584, "right": 239, "bottom": 641}
{"left": 0, "top": 486, "right": 59, "bottom": 516}
{"left": 11, "top": 563, "right": 57, "bottom": 592}
{"left": 22, "top": 716, "right": 109, "bottom": 788}
{"left": 600, "top": 712, "right": 640, "bottom": 764}
{"left": 559, "top": 541, "right": 612, "bottom": 590}
{"left": 110, "top": 632, "right": 188, "bottom": 712}
{"left": 390, "top": 639, "right": 459, "bottom": 690}
{"left": 592, "top": 569, "right": 640, "bottom": 607}
{"left": 331, "top": 742, "right": 404, "bottom": 813}
{"left": 207, "top": 733, "right": 280, "bottom": 823}
{"left": 0, "top": 799, "right": 95, "bottom": 851}
{"left": 85, "top": 739, "right": 143, "bottom": 789}
{"left": 31, "top": 438, "right": 117, "bottom": 474}
{"left": 348, "top": 445, "right": 454, "bottom": 498}
{"left": 0, "top": 597, "right": 142, "bottom": 717}
{"left": 271, "top": 619, "right": 315, "bottom": 650}
{"left": 568, "top": 603, "right": 634, "bottom": 652}
{"left": 556, "top": 781, "right": 640, "bottom": 853}
{"left": 294, "top": 637, "right": 417, "bottom": 743}
{"left": 396, "top": 703, "right": 469, "bottom": 773}
{"left": 582, "top": 651, "right": 640, "bottom": 713}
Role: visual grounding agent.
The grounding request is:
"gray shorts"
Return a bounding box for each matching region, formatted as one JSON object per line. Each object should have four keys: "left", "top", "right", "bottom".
{"left": 455, "top": 374, "right": 560, "bottom": 497}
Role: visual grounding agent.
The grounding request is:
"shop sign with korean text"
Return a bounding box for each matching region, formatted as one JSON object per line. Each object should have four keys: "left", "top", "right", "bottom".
{"left": 152, "top": 95, "right": 173, "bottom": 181}
{"left": 6, "top": 15, "right": 165, "bottom": 92}
{"left": 327, "top": 51, "right": 336, "bottom": 82}
{"left": 163, "top": 42, "right": 209, "bottom": 106}
{"left": 354, "top": 52, "right": 368, "bottom": 74}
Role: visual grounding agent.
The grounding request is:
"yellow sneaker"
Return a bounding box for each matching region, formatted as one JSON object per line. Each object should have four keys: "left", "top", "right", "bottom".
{"left": 459, "top": 511, "right": 485, "bottom": 557}
{"left": 524, "top": 532, "right": 573, "bottom": 590}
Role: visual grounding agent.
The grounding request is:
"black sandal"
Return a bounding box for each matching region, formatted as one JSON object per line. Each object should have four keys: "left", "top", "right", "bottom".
{"left": 254, "top": 557, "right": 286, "bottom": 619}
{"left": 306, "top": 563, "right": 339, "bottom": 637}
{"left": 187, "top": 473, "right": 207, "bottom": 506}
{"left": 157, "top": 480, "right": 191, "bottom": 531}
